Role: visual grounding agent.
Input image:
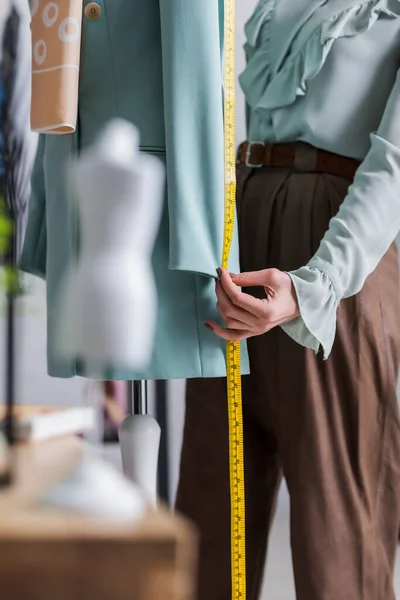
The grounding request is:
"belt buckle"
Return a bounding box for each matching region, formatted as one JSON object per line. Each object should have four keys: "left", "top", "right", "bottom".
{"left": 245, "top": 141, "right": 265, "bottom": 168}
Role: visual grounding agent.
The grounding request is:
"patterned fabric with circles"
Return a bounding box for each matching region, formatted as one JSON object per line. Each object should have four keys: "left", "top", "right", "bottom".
{"left": 31, "top": 0, "right": 82, "bottom": 133}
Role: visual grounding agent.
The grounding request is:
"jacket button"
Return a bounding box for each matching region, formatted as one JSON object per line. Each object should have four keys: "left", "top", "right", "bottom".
{"left": 84, "top": 2, "right": 102, "bottom": 20}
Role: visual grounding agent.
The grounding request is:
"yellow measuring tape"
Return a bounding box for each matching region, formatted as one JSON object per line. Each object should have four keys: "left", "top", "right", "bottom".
{"left": 222, "top": 0, "right": 246, "bottom": 598}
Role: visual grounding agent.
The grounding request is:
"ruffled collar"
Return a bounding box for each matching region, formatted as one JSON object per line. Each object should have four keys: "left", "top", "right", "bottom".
{"left": 240, "top": 0, "right": 400, "bottom": 114}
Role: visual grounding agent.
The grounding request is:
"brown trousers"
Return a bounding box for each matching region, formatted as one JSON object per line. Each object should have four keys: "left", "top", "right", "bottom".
{"left": 176, "top": 162, "right": 400, "bottom": 600}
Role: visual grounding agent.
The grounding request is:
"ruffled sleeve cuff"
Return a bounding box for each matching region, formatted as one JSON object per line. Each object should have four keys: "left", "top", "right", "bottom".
{"left": 280, "top": 266, "right": 339, "bottom": 359}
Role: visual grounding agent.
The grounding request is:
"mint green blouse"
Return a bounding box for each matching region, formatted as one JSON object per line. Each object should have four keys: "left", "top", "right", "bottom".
{"left": 239, "top": 0, "right": 400, "bottom": 358}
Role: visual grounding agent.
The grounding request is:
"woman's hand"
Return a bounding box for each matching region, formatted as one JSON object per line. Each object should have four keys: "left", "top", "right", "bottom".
{"left": 205, "top": 267, "right": 300, "bottom": 341}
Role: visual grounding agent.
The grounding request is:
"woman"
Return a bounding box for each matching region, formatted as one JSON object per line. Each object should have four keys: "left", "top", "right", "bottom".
{"left": 176, "top": 1, "right": 400, "bottom": 599}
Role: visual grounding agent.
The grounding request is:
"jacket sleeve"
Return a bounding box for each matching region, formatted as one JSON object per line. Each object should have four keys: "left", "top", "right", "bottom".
{"left": 19, "top": 134, "right": 47, "bottom": 279}
{"left": 281, "top": 68, "right": 400, "bottom": 358}
{"left": 158, "top": 0, "right": 227, "bottom": 277}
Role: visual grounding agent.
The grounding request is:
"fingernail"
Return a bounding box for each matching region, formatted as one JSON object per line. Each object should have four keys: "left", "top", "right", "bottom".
{"left": 229, "top": 272, "right": 236, "bottom": 278}
{"left": 205, "top": 323, "right": 213, "bottom": 331}
{"left": 216, "top": 268, "right": 222, "bottom": 279}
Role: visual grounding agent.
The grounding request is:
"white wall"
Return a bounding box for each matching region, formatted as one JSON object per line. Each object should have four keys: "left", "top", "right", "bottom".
{"left": 0, "top": 277, "right": 85, "bottom": 408}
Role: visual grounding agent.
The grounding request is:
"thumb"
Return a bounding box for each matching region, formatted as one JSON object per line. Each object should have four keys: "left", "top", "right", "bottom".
{"left": 231, "top": 270, "right": 269, "bottom": 288}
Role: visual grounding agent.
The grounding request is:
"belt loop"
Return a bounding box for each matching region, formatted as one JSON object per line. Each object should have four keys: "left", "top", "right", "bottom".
{"left": 294, "top": 143, "right": 318, "bottom": 172}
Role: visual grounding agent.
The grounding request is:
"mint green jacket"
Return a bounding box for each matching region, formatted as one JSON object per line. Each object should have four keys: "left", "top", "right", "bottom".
{"left": 20, "top": 0, "right": 249, "bottom": 380}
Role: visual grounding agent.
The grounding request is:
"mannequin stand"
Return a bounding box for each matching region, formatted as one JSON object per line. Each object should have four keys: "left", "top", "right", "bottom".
{"left": 128, "top": 381, "right": 147, "bottom": 415}
{"left": 118, "top": 380, "right": 161, "bottom": 507}
{"left": 155, "top": 381, "right": 170, "bottom": 505}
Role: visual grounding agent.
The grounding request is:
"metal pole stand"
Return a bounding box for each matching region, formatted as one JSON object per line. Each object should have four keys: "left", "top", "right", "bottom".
{"left": 118, "top": 380, "right": 161, "bottom": 507}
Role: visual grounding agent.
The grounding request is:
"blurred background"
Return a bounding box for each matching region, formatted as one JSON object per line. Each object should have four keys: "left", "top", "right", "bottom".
{"left": 0, "top": 2, "right": 400, "bottom": 598}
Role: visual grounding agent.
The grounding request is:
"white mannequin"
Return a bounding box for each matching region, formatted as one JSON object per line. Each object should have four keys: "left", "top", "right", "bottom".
{"left": 56, "top": 119, "right": 164, "bottom": 506}
{"left": 56, "top": 119, "right": 164, "bottom": 371}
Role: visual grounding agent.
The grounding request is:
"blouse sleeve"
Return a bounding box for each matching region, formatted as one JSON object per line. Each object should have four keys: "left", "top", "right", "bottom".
{"left": 281, "top": 68, "right": 400, "bottom": 358}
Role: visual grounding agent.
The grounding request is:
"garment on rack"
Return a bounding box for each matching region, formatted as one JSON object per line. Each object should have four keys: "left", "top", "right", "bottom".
{"left": 30, "top": 0, "right": 82, "bottom": 133}
{"left": 0, "top": 0, "right": 37, "bottom": 255}
{"left": 240, "top": 0, "right": 400, "bottom": 357}
{"left": 20, "top": 0, "right": 249, "bottom": 379}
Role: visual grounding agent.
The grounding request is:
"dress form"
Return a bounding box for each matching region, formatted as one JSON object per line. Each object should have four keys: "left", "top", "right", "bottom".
{"left": 56, "top": 119, "right": 163, "bottom": 505}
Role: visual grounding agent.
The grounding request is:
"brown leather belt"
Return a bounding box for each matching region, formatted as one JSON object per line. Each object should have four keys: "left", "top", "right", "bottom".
{"left": 237, "top": 141, "right": 360, "bottom": 181}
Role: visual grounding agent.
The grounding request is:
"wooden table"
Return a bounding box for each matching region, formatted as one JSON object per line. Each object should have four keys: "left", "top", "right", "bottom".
{"left": 0, "top": 437, "right": 197, "bottom": 600}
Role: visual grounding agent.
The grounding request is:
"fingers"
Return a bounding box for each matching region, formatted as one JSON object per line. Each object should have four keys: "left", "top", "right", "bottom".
{"left": 216, "top": 281, "right": 259, "bottom": 328}
{"left": 206, "top": 268, "right": 300, "bottom": 341}
{"left": 230, "top": 269, "right": 267, "bottom": 287}
{"left": 216, "top": 301, "right": 250, "bottom": 330}
{"left": 231, "top": 268, "right": 281, "bottom": 289}
{"left": 205, "top": 321, "right": 250, "bottom": 342}
{"left": 206, "top": 313, "right": 286, "bottom": 341}
{"left": 219, "top": 268, "right": 266, "bottom": 314}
